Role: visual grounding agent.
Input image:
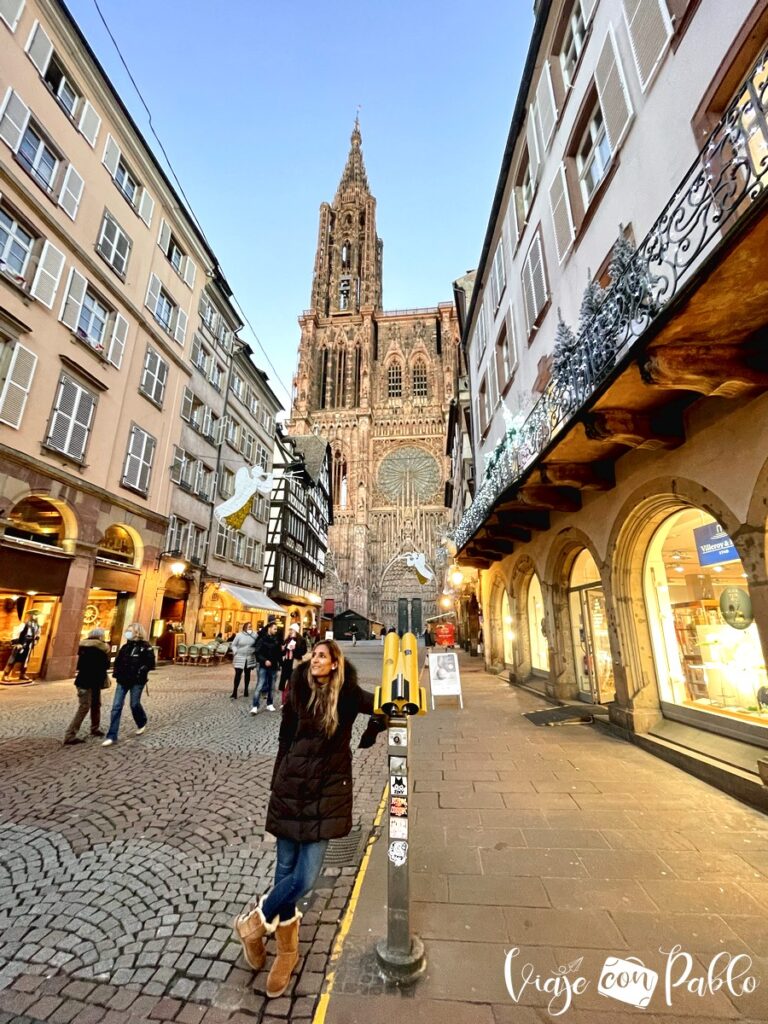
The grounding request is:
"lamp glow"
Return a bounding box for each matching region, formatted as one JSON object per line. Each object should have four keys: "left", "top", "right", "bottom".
{"left": 170, "top": 561, "right": 187, "bottom": 576}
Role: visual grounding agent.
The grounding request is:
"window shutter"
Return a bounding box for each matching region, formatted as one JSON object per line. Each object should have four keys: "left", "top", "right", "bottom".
{"left": 123, "top": 427, "right": 154, "bottom": 493}
{"left": 549, "top": 163, "right": 575, "bottom": 263}
{"left": 158, "top": 218, "right": 171, "bottom": 253}
{"left": 107, "top": 312, "right": 128, "bottom": 369}
{"left": 58, "top": 164, "right": 84, "bottom": 221}
{"left": 138, "top": 187, "right": 154, "bottom": 227}
{"left": 48, "top": 376, "right": 78, "bottom": 453}
{"left": 509, "top": 189, "right": 521, "bottom": 243}
{"left": 181, "top": 386, "right": 194, "bottom": 421}
{"left": 526, "top": 105, "right": 541, "bottom": 184}
{"left": 530, "top": 233, "right": 548, "bottom": 318}
{"left": 595, "top": 28, "right": 634, "bottom": 153}
{"left": 173, "top": 306, "right": 188, "bottom": 345}
{"left": 102, "top": 133, "right": 120, "bottom": 177}
{"left": 581, "top": 0, "right": 598, "bottom": 21}
{"left": 182, "top": 255, "right": 196, "bottom": 289}
{"left": 0, "top": 88, "right": 31, "bottom": 152}
{"left": 69, "top": 387, "right": 94, "bottom": 460}
{"left": 29, "top": 240, "right": 65, "bottom": 307}
{"left": 155, "top": 355, "right": 168, "bottom": 403}
{"left": 622, "top": 0, "right": 672, "bottom": 91}
{"left": 77, "top": 100, "right": 101, "bottom": 147}
{"left": 145, "top": 272, "right": 161, "bottom": 315}
{"left": 0, "top": 0, "right": 26, "bottom": 32}
{"left": 203, "top": 406, "right": 214, "bottom": 439}
{"left": 535, "top": 61, "right": 558, "bottom": 152}
{"left": 24, "top": 20, "right": 53, "bottom": 75}
{"left": 191, "top": 333, "right": 202, "bottom": 366}
{"left": 0, "top": 342, "right": 37, "bottom": 428}
{"left": 59, "top": 267, "right": 87, "bottom": 330}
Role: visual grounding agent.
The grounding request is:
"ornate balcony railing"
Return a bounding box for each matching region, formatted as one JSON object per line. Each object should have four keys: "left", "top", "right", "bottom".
{"left": 456, "top": 44, "right": 768, "bottom": 552}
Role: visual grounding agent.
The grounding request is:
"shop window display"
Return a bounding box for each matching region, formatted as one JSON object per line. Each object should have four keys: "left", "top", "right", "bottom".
{"left": 644, "top": 508, "right": 768, "bottom": 728}
{"left": 501, "top": 590, "right": 515, "bottom": 665}
{"left": 568, "top": 550, "right": 615, "bottom": 704}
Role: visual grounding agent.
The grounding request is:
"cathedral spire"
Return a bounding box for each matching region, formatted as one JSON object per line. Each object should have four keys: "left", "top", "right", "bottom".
{"left": 335, "top": 116, "right": 369, "bottom": 198}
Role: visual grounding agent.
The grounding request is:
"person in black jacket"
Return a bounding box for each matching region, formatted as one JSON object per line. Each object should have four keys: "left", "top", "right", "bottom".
{"left": 63, "top": 628, "right": 110, "bottom": 744}
{"left": 278, "top": 623, "right": 307, "bottom": 697}
{"left": 234, "top": 639, "right": 385, "bottom": 999}
{"left": 251, "top": 620, "right": 282, "bottom": 714}
{"left": 102, "top": 623, "right": 155, "bottom": 746}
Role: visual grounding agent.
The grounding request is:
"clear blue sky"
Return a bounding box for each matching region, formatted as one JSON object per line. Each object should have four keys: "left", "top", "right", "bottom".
{"left": 65, "top": 0, "right": 533, "bottom": 409}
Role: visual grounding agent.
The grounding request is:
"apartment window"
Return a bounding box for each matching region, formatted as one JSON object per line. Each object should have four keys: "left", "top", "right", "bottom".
{"left": 167, "top": 515, "right": 189, "bottom": 555}
{"left": 490, "top": 242, "right": 506, "bottom": 312}
{"left": 44, "top": 55, "right": 80, "bottom": 118}
{"left": 188, "top": 524, "right": 207, "bottom": 564}
{"left": 474, "top": 303, "right": 488, "bottom": 365}
{"left": 145, "top": 274, "right": 187, "bottom": 344}
{"left": 158, "top": 219, "right": 196, "bottom": 288}
{"left": 221, "top": 468, "right": 235, "bottom": 499}
{"left": 242, "top": 430, "right": 255, "bottom": 462}
{"left": 102, "top": 133, "right": 154, "bottom": 226}
{"left": 122, "top": 425, "right": 156, "bottom": 495}
{"left": 18, "top": 123, "right": 59, "bottom": 192}
{"left": 96, "top": 212, "right": 131, "bottom": 277}
{"left": 139, "top": 346, "right": 168, "bottom": 407}
{"left": 45, "top": 373, "right": 96, "bottom": 462}
{"left": 60, "top": 270, "right": 128, "bottom": 368}
{"left": 230, "top": 531, "right": 245, "bottom": 564}
{"left": 256, "top": 443, "right": 269, "bottom": 472}
{"left": 214, "top": 522, "right": 229, "bottom": 558}
{"left": 245, "top": 536, "right": 256, "bottom": 569}
{"left": 495, "top": 320, "right": 516, "bottom": 393}
{"left": 170, "top": 447, "right": 187, "bottom": 485}
{"left": 0, "top": 207, "right": 34, "bottom": 279}
{"left": 196, "top": 464, "right": 214, "bottom": 502}
{"left": 561, "top": 2, "right": 588, "bottom": 89}
{"left": 225, "top": 416, "right": 239, "bottom": 447}
{"left": 522, "top": 230, "right": 549, "bottom": 334}
{"left": 412, "top": 360, "right": 428, "bottom": 398}
{"left": 577, "top": 104, "right": 611, "bottom": 203}
{"left": 209, "top": 361, "right": 224, "bottom": 391}
{"left": 387, "top": 362, "right": 402, "bottom": 398}
{"left": 0, "top": 338, "right": 38, "bottom": 429}
{"left": 478, "top": 376, "right": 490, "bottom": 437}
{"left": 191, "top": 334, "right": 209, "bottom": 374}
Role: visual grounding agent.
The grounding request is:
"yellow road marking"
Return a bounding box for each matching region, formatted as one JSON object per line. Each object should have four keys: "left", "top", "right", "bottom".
{"left": 312, "top": 782, "right": 388, "bottom": 1024}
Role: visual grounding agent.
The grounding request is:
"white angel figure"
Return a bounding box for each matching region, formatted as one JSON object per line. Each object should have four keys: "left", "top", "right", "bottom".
{"left": 404, "top": 551, "right": 434, "bottom": 585}
{"left": 214, "top": 466, "right": 273, "bottom": 529}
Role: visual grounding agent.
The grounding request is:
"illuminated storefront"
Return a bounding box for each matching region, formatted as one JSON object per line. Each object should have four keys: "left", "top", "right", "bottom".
{"left": 568, "top": 550, "right": 615, "bottom": 704}
{"left": 527, "top": 574, "right": 549, "bottom": 673}
{"left": 501, "top": 589, "right": 515, "bottom": 666}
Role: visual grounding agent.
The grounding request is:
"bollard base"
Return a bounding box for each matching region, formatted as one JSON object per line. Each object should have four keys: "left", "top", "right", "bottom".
{"left": 375, "top": 935, "right": 426, "bottom": 985}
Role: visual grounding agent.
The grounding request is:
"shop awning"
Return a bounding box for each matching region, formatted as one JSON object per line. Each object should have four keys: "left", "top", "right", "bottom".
{"left": 218, "top": 583, "right": 285, "bottom": 614}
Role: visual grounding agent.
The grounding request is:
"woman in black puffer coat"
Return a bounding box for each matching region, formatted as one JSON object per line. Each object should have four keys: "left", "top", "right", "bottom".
{"left": 233, "top": 639, "right": 385, "bottom": 999}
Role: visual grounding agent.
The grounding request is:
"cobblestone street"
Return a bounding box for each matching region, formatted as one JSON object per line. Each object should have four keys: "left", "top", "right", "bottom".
{"left": 0, "top": 652, "right": 388, "bottom": 1024}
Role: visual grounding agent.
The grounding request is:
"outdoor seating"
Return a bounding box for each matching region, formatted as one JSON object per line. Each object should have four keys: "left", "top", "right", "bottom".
{"left": 214, "top": 642, "right": 230, "bottom": 663}
{"left": 198, "top": 645, "right": 213, "bottom": 666}
{"left": 175, "top": 643, "right": 188, "bottom": 664}
{"left": 187, "top": 644, "right": 200, "bottom": 665}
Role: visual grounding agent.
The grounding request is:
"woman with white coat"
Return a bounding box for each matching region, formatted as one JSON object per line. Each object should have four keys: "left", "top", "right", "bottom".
{"left": 230, "top": 623, "right": 257, "bottom": 699}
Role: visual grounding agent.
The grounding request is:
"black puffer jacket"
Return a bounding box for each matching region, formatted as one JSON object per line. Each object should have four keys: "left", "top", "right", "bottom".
{"left": 266, "top": 661, "right": 376, "bottom": 842}
{"left": 113, "top": 639, "right": 155, "bottom": 687}
{"left": 74, "top": 638, "right": 110, "bottom": 690}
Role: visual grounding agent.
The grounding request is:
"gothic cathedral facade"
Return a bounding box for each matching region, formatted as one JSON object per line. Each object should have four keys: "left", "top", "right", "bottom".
{"left": 289, "top": 122, "right": 460, "bottom": 632}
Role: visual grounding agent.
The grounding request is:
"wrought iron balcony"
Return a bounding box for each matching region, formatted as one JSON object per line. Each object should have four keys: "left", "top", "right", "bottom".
{"left": 457, "top": 44, "right": 768, "bottom": 553}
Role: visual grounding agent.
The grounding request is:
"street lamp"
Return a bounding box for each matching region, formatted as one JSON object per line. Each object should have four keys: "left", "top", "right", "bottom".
{"left": 440, "top": 594, "right": 453, "bottom": 610}
{"left": 449, "top": 564, "right": 464, "bottom": 588}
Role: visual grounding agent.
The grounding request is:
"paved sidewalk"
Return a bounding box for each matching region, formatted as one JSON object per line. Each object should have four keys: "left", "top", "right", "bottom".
{"left": 321, "top": 652, "right": 768, "bottom": 1024}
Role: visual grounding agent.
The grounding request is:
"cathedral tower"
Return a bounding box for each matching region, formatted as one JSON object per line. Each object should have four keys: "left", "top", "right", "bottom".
{"left": 290, "top": 122, "right": 459, "bottom": 630}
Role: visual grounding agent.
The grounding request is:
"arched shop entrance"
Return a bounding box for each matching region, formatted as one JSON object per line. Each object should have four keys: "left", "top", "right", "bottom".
{"left": 644, "top": 506, "right": 768, "bottom": 734}
{"left": 501, "top": 589, "right": 515, "bottom": 666}
{"left": 526, "top": 573, "right": 549, "bottom": 674}
{"left": 569, "top": 549, "right": 615, "bottom": 704}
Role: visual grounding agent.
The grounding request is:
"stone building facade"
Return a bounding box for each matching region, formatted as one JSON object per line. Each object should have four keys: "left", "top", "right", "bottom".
{"left": 289, "top": 122, "right": 460, "bottom": 632}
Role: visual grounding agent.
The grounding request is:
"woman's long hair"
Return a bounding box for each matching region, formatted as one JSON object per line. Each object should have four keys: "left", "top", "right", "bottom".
{"left": 307, "top": 639, "right": 345, "bottom": 736}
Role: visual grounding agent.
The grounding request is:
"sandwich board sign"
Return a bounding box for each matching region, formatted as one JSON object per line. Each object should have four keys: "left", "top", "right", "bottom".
{"left": 427, "top": 651, "right": 463, "bottom": 709}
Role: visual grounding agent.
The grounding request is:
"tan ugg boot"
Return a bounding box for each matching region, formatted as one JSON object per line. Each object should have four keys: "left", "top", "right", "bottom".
{"left": 233, "top": 897, "right": 278, "bottom": 971}
{"left": 265, "top": 910, "right": 302, "bottom": 998}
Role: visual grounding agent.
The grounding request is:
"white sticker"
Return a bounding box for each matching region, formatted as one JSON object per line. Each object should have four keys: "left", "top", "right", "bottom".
{"left": 389, "top": 755, "right": 406, "bottom": 773}
{"left": 389, "top": 727, "right": 407, "bottom": 748}
{"left": 390, "top": 817, "right": 408, "bottom": 840}
{"left": 388, "top": 840, "right": 408, "bottom": 866}
{"left": 390, "top": 775, "right": 407, "bottom": 796}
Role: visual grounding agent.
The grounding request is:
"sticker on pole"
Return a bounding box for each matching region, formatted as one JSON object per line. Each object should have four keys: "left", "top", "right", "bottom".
{"left": 391, "top": 775, "right": 408, "bottom": 796}
{"left": 388, "top": 840, "right": 408, "bottom": 866}
{"left": 389, "top": 755, "right": 406, "bottom": 773}
{"left": 390, "top": 796, "right": 408, "bottom": 817}
{"left": 389, "top": 816, "right": 408, "bottom": 840}
{"left": 389, "top": 727, "right": 408, "bottom": 747}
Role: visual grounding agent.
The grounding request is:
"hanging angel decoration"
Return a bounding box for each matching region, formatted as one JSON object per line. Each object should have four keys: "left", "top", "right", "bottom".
{"left": 214, "top": 466, "right": 273, "bottom": 529}
{"left": 404, "top": 551, "right": 435, "bottom": 585}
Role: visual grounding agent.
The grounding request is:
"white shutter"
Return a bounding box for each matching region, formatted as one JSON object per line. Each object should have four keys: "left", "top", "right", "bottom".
{"left": 0, "top": 88, "right": 31, "bottom": 152}
{"left": 0, "top": 0, "right": 26, "bottom": 32}
{"left": 68, "top": 386, "right": 95, "bottom": 461}
{"left": 59, "top": 267, "right": 87, "bottom": 330}
{"left": 155, "top": 354, "right": 168, "bottom": 403}
{"left": 145, "top": 272, "right": 162, "bottom": 316}
{"left": 24, "top": 20, "right": 53, "bottom": 75}
{"left": 58, "top": 164, "right": 84, "bottom": 220}
{"left": 509, "top": 189, "right": 521, "bottom": 243}
{"left": 158, "top": 217, "right": 171, "bottom": 253}
{"left": 29, "top": 240, "right": 65, "bottom": 307}
{"left": 182, "top": 256, "right": 196, "bottom": 289}
{"left": 526, "top": 104, "right": 541, "bottom": 185}
{"left": 77, "top": 100, "right": 101, "bottom": 147}
{"left": 530, "top": 233, "right": 547, "bottom": 317}
{"left": 181, "top": 386, "right": 194, "bottom": 421}
{"left": 102, "top": 133, "right": 121, "bottom": 177}
{"left": 107, "top": 313, "right": 128, "bottom": 369}
{"left": 123, "top": 426, "right": 154, "bottom": 492}
{"left": 622, "top": 0, "right": 672, "bottom": 92}
{"left": 0, "top": 342, "right": 37, "bottom": 428}
{"left": 535, "top": 62, "right": 558, "bottom": 152}
{"left": 47, "top": 376, "right": 94, "bottom": 460}
{"left": 138, "top": 188, "right": 154, "bottom": 227}
{"left": 173, "top": 306, "right": 188, "bottom": 345}
{"left": 549, "top": 163, "right": 575, "bottom": 263}
{"left": 595, "top": 28, "right": 634, "bottom": 153}
{"left": 581, "top": 0, "right": 597, "bottom": 21}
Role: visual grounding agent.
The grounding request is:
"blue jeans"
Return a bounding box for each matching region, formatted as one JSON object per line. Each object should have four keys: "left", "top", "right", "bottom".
{"left": 262, "top": 837, "right": 329, "bottom": 922}
{"left": 253, "top": 666, "right": 275, "bottom": 707}
{"left": 106, "top": 683, "right": 147, "bottom": 740}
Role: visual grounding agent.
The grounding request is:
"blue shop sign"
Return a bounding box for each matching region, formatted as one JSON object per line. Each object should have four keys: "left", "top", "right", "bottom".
{"left": 694, "top": 522, "right": 738, "bottom": 566}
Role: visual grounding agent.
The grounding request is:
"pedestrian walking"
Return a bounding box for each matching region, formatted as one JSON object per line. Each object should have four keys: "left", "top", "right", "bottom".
{"left": 424, "top": 625, "right": 435, "bottom": 648}
{"left": 102, "top": 624, "right": 155, "bottom": 746}
{"left": 251, "top": 619, "right": 281, "bottom": 714}
{"left": 278, "top": 623, "right": 307, "bottom": 704}
{"left": 233, "top": 639, "right": 385, "bottom": 998}
{"left": 63, "top": 628, "right": 110, "bottom": 744}
{"left": 349, "top": 623, "right": 358, "bottom": 646}
{"left": 230, "top": 623, "right": 257, "bottom": 698}
{"left": 1, "top": 613, "right": 41, "bottom": 682}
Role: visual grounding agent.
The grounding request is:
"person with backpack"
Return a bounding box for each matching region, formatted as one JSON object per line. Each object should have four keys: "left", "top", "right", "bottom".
{"left": 102, "top": 623, "right": 155, "bottom": 746}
